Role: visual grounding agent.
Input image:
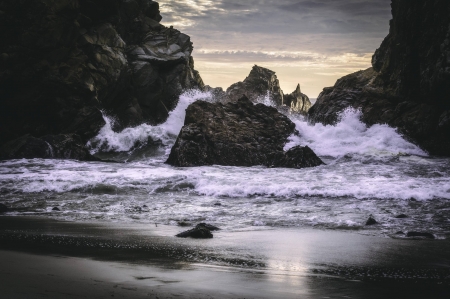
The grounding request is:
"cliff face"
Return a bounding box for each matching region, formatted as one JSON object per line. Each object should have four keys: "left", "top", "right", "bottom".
{"left": 0, "top": 0, "right": 204, "bottom": 148}
{"left": 309, "top": 0, "right": 450, "bottom": 155}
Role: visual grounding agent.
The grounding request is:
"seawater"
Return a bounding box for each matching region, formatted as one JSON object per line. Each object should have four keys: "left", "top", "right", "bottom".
{"left": 1, "top": 90, "right": 449, "bottom": 237}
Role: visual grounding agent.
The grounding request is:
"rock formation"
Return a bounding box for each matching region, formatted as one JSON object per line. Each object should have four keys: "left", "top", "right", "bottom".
{"left": 166, "top": 95, "right": 324, "bottom": 168}
{"left": 224, "top": 65, "right": 311, "bottom": 115}
{"left": 0, "top": 0, "right": 204, "bottom": 159}
{"left": 226, "top": 65, "right": 284, "bottom": 106}
{"left": 284, "top": 84, "right": 312, "bottom": 115}
{"left": 309, "top": 0, "right": 450, "bottom": 156}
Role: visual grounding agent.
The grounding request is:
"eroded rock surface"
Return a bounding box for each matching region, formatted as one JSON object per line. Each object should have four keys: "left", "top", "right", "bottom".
{"left": 226, "top": 65, "right": 284, "bottom": 106}
{"left": 309, "top": 0, "right": 450, "bottom": 155}
{"left": 284, "top": 84, "right": 312, "bottom": 115}
{"left": 0, "top": 0, "right": 204, "bottom": 158}
{"left": 166, "top": 96, "right": 324, "bottom": 168}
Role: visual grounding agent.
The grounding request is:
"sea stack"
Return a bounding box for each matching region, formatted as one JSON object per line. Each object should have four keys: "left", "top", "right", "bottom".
{"left": 166, "top": 95, "right": 324, "bottom": 168}
{"left": 308, "top": 0, "right": 450, "bottom": 156}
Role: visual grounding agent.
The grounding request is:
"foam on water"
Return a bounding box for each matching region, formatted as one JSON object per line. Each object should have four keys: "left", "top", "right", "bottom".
{"left": 285, "top": 108, "right": 427, "bottom": 158}
{"left": 87, "top": 90, "right": 212, "bottom": 155}
{"left": 1, "top": 91, "right": 449, "bottom": 236}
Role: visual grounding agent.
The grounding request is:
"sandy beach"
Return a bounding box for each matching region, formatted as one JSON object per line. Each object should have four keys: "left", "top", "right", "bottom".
{"left": 1, "top": 216, "right": 449, "bottom": 299}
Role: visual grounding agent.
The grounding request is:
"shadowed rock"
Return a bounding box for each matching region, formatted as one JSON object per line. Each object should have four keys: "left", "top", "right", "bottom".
{"left": 0, "top": 203, "right": 7, "bottom": 213}
{"left": 176, "top": 223, "right": 216, "bottom": 239}
{"left": 166, "top": 95, "right": 324, "bottom": 168}
{"left": 365, "top": 216, "right": 378, "bottom": 225}
{"left": 0, "top": 134, "right": 99, "bottom": 161}
{"left": 0, "top": 0, "right": 204, "bottom": 159}
{"left": 309, "top": 0, "right": 450, "bottom": 156}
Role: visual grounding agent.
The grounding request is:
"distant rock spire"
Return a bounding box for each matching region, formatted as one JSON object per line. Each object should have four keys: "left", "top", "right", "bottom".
{"left": 295, "top": 83, "right": 301, "bottom": 94}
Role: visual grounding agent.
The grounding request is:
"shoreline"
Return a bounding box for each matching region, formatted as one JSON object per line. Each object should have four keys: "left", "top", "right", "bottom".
{"left": 1, "top": 216, "right": 450, "bottom": 298}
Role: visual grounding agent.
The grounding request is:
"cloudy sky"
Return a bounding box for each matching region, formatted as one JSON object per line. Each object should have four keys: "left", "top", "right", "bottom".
{"left": 158, "top": 0, "right": 392, "bottom": 98}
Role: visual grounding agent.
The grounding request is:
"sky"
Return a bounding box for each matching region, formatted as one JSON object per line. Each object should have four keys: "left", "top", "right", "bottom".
{"left": 158, "top": 0, "right": 392, "bottom": 98}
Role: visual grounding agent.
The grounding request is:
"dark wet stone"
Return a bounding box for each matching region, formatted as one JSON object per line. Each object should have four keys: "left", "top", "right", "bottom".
{"left": 395, "top": 231, "right": 405, "bottom": 235}
{"left": 213, "top": 202, "right": 222, "bottom": 206}
{"left": 365, "top": 216, "right": 378, "bottom": 226}
{"left": 166, "top": 95, "right": 324, "bottom": 168}
{"left": 406, "top": 232, "right": 435, "bottom": 239}
{"left": 0, "top": 203, "right": 7, "bottom": 213}
{"left": 197, "top": 223, "right": 220, "bottom": 231}
{"left": 395, "top": 214, "right": 408, "bottom": 219}
{"left": 52, "top": 207, "right": 61, "bottom": 211}
{"left": 176, "top": 226, "right": 213, "bottom": 239}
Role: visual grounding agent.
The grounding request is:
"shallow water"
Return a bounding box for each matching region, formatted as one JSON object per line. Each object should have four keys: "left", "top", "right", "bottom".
{"left": 1, "top": 90, "right": 449, "bottom": 239}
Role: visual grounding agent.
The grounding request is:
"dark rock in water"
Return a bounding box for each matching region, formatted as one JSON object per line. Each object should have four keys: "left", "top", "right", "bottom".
{"left": 406, "top": 232, "right": 435, "bottom": 239}
{"left": 226, "top": 65, "right": 284, "bottom": 106}
{"left": 213, "top": 202, "right": 222, "bottom": 206}
{"left": 177, "top": 221, "right": 192, "bottom": 227}
{"left": 166, "top": 96, "right": 324, "bottom": 168}
{"left": 308, "top": 0, "right": 450, "bottom": 156}
{"left": 0, "top": 203, "right": 7, "bottom": 213}
{"left": 0, "top": 134, "right": 99, "bottom": 161}
{"left": 176, "top": 226, "right": 213, "bottom": 239}
{"left": 0, "top": 0, "right": 204, "bottom": 155}
{"left": 395, "top": 231, "right": 405, "bottom": 235}
{"left": 197, "top": 223, "right": 220, "bottom": 231}
{"left": 52, "top": 207, "right": 61, "bottom": 211}
{"left": 283, "top": 84, "right": 312, "bottom": 115}
{"left": 365, "top": 216, "right": 378, "bottom": 225}
{"left": 395, "top": 214, "right": 408, "bottom": 219}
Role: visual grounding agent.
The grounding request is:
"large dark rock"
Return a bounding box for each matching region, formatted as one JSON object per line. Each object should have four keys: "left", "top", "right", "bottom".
{"left": 0, "top": 0, "right": 204, "bottom": 157}
{"left": 166, "top": 96, "right": 324, "bottom": 168}
{"left": 0, "top": 134, "right": 99, "bottom": 161}
{"left": 309, "top": 0, "right": 450, "bottom": 156}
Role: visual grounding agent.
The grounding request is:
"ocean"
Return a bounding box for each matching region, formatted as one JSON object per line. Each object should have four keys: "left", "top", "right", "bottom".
{"left": 1, "top": 90, "right": 449, "bottom": 240}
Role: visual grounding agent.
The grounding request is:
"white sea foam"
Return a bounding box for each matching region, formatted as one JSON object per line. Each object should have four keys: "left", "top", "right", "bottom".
{"left": 87, "top": 90, "right": 213, "bottom": 154}
{"left": 285, "top": 108, "right": 427, "bottom": 158}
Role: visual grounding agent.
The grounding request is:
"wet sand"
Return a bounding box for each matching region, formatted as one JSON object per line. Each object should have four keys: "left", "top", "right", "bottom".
{"left": 1, "top": 216, "right": 449, "bottom": 298}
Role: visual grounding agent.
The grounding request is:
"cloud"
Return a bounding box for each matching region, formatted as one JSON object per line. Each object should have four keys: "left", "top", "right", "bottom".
{"left": 157, "top": 0, "right": 392, "bottom": 96}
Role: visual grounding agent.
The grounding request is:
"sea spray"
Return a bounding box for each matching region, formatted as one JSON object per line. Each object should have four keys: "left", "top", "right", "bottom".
{"left": 284, "top": 108, "right": 427, "bottom": 158}
{"left": 87, "top": 90, "right": 213, "bottom": 155}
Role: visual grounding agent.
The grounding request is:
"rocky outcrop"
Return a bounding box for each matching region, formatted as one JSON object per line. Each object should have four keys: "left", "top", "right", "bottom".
{"left": 226, "top": 65, "right": 284, "bottom": 106}
{"left": 166, "top": 96, "right": 324, "bottom": 168}
{"left": 309, "top": 0, "right": 450, "bottom": 156}
{"left": 0, "top": 0, "right": 204, "bottom": 158}
{"left": 284, "top": 84, "right": 311, "bottom": 115}
{"left": 224, "top": 65, "right": 312, "bottom": 115}
{"left": 0, "top": 134, "right": 99, "bottom": 161}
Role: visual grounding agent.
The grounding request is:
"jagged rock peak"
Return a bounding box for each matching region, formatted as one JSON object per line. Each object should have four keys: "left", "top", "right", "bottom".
{"left": 226, "top": 65, "right": 284, "bottom": 106}
{"left": 284, "top": 83, "right": 311, "bottom": 115}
